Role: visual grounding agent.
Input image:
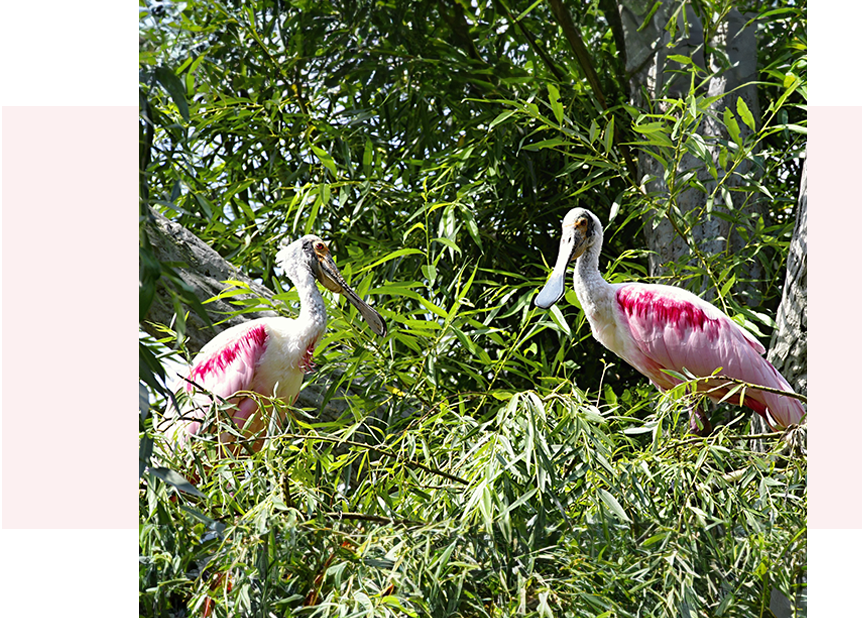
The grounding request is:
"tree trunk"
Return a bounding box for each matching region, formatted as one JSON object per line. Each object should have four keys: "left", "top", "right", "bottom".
{"left": 141, "top": 208, "right": 277, "bottom": 354}
{"left": 766, "top": 152, "right": 807, "bottom": 396}
{"left": 617, "top": 1, "right": 766, "bottom": 303}
{"left": 749, "top": 151, "right": 807, "bottom": 442}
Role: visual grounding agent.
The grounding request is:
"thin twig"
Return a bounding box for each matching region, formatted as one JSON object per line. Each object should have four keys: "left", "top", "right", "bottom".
{"left": 546, "top": 0, "right": 638, "bottom": 182}
{"left": 170, "top": 377, "right": 260, "bottom": 457}
{"left": 712, "top": 375, "right": 807, "bottom": 404}
{"left": 659, "top": 430, "right": 788, "bottom": 453}
{"left": 274, "top": 432, "right": 469, "bottom": 485}
{"left": 323, "top": 511, "right": 425, "bottom": 527}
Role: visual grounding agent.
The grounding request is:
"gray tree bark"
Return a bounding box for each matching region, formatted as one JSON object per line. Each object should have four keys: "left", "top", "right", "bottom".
{"left": 141, "top": 207, "right": 277, "bottom": 354}
{"left": 752, "top": 151, "right": 807, "bottom": 458}
{"left": 766, "top": 152, "right": 807, "bottom": 396}
{"left": 618, "top": 1, "right": 766, "bottom": 304}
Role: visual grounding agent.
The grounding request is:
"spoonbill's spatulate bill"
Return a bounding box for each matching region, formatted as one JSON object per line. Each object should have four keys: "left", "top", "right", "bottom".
{"left": 535, "top": 208, "right": 805, "bottom": 430}
{"left": 161, "top": 235, "right": 386, "bottom": 451}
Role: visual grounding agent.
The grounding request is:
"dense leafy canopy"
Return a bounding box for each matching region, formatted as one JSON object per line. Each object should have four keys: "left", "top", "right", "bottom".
{"left": 140, "top": 1, "right": 806, "bottom": 615}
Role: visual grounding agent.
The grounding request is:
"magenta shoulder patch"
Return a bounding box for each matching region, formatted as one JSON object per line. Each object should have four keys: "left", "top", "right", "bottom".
{"left": 617, "top": 286, "right": 714, "bottom": 333}
{"left": 189, "top": 323, "right": 269, "bottom": 385}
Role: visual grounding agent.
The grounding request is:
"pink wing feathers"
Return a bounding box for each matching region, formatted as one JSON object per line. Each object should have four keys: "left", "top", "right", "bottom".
{"left": 614, "top": 284, "right": 804, "bottom": 428}
{"left": 169, "top": 321, "right": 269, "bottom": 442}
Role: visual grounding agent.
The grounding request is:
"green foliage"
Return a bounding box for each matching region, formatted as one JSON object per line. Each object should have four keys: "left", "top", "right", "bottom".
{"left": 140, "top": 0, "right": 807, "bottom": 615}
{"left": 141, "top": 387, "right": 805, "bottom": 616}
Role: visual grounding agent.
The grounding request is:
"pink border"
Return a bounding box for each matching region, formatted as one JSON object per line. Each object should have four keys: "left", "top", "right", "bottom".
{"left": 2, "top": 106, "right": 137, "bottom": 529}
{"left": 808, "top": 106, "right": 863, "bottom": 529}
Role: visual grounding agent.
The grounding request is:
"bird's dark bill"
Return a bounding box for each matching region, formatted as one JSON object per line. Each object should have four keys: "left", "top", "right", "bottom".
{"left": 319, "top": 256, "right": 386, "bottom": 337}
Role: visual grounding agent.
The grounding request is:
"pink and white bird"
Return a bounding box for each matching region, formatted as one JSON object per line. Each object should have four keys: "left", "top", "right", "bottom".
{"left": 534, "top": 208, "right": 805, "bottom": 432}
{"left": 162, "top": 235, "right": 386, "bottom": 452}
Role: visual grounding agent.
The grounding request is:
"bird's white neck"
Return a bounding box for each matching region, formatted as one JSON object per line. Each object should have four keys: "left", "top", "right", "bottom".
{"left": 573, "top": 240, "right": 615, "bottom": 319}
{"left": 287, "top": 265, "right": 328, "bottom": 343}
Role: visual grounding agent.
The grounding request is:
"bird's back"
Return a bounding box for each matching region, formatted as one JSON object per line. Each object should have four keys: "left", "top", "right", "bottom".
{"left": 608, "top": 283, "right": 803, "bottom": 428}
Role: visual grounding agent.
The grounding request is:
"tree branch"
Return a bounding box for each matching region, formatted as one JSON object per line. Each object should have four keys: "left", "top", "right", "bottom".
{"left": 323, "top": 511, "right": 425, "bottom": 527}
{"left": 496, "top": 0, "right": 566, "bottom": 83}
{"left": 546, "top": 0, "right": 638, "bottom": 182}
{"left": 437, "top": 0, "right": 485, "bottom": 63}
{"left": 274, "top": 432, "right": 469, "bottom": 485}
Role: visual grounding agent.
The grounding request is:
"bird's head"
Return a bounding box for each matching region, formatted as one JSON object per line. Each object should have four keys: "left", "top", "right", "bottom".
{"left": 277, "top": 235, "right": 387, "bottom": 337}
{"left": 534, "top": 208, "right": 604, "bottom": 309}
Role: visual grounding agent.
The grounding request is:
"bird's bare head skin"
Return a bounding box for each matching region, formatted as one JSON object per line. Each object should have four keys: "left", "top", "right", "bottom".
{"left": 534, "top": 208, "right": 602, "bottom": 309}
{"left": 282, "top": 235, "right": 387, "bottom": 337}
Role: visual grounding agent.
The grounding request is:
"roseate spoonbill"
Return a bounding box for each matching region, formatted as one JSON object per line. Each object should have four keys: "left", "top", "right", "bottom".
{"left": 161, "top": 235, "right": 386, "bottom": 451}
{"left": 534, "top": 208, "right": 805, "bottom": 432}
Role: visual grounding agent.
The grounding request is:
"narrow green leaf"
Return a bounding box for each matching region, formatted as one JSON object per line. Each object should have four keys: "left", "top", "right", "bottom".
{"left": 667, "top": 54, "right": 694, "bottom": 65}
{"left": 459, "top": 207, "right": 483, "bottom": 250}
{"left": 632, "top": 121, "right": 666, "bottom": 134}
{"left": 432, "top": 236, "right": 461, "bottom": 254}
{"left": 311, "top": 144, "right": 338, "bottom": 177}
{"left": 548, "top": 83, "right": 563, "bottom": 125}
{"left": 421, "top": 264, "right": 437, "bottom": 287}
{"left": 515, "top": 0, "right": 544, "bottom": 22}
{"left": 154, "top": 65, "right": 190, "bottom": 122}
{"left": 719, "top": 274, "right": 736, "bottom": 298}
{"left": 589, "top": 119, "right": 598, "bottom": 144}
{"left": 362, "top": 138, "right": 373, "bottom": 173}
{"left": 641, "top": 532, "right": 669, "bottom": 547}
{"left": 721, "top": 185, "right": 734, "bottom": 210}
{"left": 599, "top": 488, "right": 631, "bottom": 522}
{"left": 637, "top": 1, "right": 663, "bottom": 31}
{"left": 548, "top": 304, "right": 572, "bottom": 337}
{"left": 736, "top": 97, "right": 756, "bottom": 132}
{"left": 193, "top": 192, "right": 214, "bottom": 220}
{"left": 522, "top": 137, "right": 569, "bottom": 151}
{"left": 489, "top": 109, "right": 516, "bottom": 128}
{"left": 149, "top": 467, "right": 204, "bottom": 497}
{"left": 685, "top": 134, "right": 709, "bottom": 161}
{"left": 603, "top": 115, "right": 615, "bottom": 155}
{"left": 358, "top": 248, "right": 425, "bottom": 272}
